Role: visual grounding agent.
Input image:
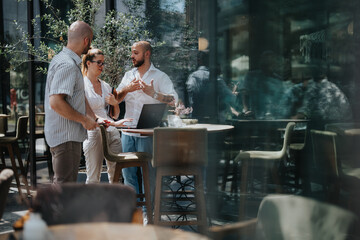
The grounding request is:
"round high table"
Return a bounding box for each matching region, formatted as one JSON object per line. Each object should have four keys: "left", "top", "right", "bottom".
{"left": 120, "top": 123, "right": 234, "bottom": 136}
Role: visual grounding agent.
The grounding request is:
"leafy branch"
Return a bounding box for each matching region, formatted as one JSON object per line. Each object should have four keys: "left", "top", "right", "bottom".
{"left": 0, "top": 0, "right": 152, "bottom": 86}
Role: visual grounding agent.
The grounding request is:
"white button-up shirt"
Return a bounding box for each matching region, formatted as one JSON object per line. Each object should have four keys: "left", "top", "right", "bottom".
{"left": 117, "top": 63, "right": 178, "bottom": 135}
{"left": 84, "top": 76, "right": 116, "bottom": 132}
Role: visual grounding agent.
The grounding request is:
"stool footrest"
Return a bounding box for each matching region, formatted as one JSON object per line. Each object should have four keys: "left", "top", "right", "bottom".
{"left": 157, "top": 220, "right": 203, "bottom": 226}
{"left": 161, "top": 190, "right": 195, "bottom": 194}
{"left": 160, "top": 197, "right": 196, "bottom": 201}
{"left": 159, "top": 210, "right": 199, "bottom": 215}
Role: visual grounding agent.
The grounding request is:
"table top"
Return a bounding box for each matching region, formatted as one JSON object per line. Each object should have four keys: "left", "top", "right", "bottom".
{"left": 121, "top": 123, "right": 234, "bottom": 136}
{"left": 325, "top": 122, "right": 360, "bottom": 136}
{"left": 227, "top": 118, "right": 309, "bottom": 123}
{"left": 182, "top": 123, "right": 234, "bottom": 132}
{"left": 14, "top": 222, "right": 209, "bottom": 240}
{"left": 343, "top": 129, "right": 360, "bottom": 136}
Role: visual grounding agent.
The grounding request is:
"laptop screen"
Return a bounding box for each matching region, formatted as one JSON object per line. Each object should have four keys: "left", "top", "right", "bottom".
{"left": 136, "top": 103, "right": 167, "bottom": 129}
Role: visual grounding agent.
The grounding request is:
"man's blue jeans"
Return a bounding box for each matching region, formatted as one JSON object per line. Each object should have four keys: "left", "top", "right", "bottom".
{"left": 121, "top": 134, "right": 154, "bottom": 196}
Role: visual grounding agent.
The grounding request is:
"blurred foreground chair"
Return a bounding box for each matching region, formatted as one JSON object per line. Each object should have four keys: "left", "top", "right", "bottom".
{"left": 99, "top": 125, "right": 153, "bottom": 224}
{"left": 0, "top": 169, "right": 14, "bottom": 220}
{"left": 235, "top": 122, "right": 295, "bottom": 219}
{"left": 0, "top": 116, "right": 30, "bottom": 199}
{"left": 32, "top": 183, "right": 142, "bottom": 225}
{"left": 152, "top": 127, "right": 208, "bottom": 234}
{"left": 209, "top": 194, "right": 358, "bottom": 240}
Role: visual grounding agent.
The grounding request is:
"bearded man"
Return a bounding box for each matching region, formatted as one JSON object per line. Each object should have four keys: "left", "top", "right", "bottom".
{"left": 115, "top": 41, "right": 178, "bottom": 221}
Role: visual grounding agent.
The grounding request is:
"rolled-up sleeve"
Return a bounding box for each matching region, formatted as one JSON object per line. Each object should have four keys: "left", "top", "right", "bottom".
{"left": 49, "top": 62, "right": 77, "bottom": 97}
{"left": 157, "top": 72, "right": 179, "bottom": 102}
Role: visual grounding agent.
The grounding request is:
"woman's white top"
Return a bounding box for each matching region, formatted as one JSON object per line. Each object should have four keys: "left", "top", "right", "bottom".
{"left": 84, "top": 76, "right": 116, "bottom": 132}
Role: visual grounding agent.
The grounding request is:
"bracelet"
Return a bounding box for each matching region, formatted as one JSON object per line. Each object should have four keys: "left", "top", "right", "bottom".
{"left": 95, "top": 118, "right": 99, "bottom": 123}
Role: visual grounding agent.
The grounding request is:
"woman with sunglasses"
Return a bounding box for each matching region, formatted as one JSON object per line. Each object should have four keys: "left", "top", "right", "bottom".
{"left": 82, "top": 48, "right": 132, "bottom": 183}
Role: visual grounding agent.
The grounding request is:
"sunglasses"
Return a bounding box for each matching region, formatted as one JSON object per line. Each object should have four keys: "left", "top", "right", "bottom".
{"left": 90, "top": 60, "right": 106, "bottom": 67}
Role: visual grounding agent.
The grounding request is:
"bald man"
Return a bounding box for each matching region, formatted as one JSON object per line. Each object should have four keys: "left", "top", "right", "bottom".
{"left": 115, "top": 41, "right": 178, "bottom": 220}
{"left": 45, "top": 20, "right": 97, "bottom": 184}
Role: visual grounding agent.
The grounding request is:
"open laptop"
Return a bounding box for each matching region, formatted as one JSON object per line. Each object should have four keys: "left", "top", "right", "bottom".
{"left": 122, "top": 103, "right": 167, "bottom": 129}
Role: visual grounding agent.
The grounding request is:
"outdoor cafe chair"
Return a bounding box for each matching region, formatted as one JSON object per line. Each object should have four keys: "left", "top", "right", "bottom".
{"left": 152, "top": 127, "right": 208, "bottom": 234}
{"left": 288, "top": 125, "right": 309, "bottom": 191}
{"left": 99, "top": 124, "right": 153, "bottom": 224}
{"left": 235, "top": 121, "right": 295, "bottom": 219}
{"left": 32, "top": 183, "right": 142, "bottom": 225}
{"left": 209, "top": 194, "right": 358, "bottom": 240}
{"left": 0, "top": 116, "right": 30, "bottom": 199}
{"left": 25, "top": 113, "right": 53, "bottom": 181}
{"left": 310, "top": 129, "right": 340, "bottom": 203}
{"left": 325, "top": 122, "right": 360, "bottom": 171}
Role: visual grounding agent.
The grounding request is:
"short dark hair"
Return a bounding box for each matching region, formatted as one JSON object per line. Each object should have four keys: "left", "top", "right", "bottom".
{"left": 133, "top": 41, "right": 152, "bottom": 54}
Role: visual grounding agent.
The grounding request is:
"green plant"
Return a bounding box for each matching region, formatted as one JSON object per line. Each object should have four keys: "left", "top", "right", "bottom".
{"left": 0, "top": 0, "right": 151, "bottom": 87}
{"left": 92, "top": 10, "right": 150, "bottom": 86}
{"left": 1, "top": 0, "right": 202, "bottom": 102}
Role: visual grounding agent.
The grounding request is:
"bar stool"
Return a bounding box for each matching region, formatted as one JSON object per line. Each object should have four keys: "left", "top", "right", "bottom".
{"left": 235, "top": 122, "right": 295, "bottom": 220}
{"left": 310, "top": 129, "right": 340, "bottom": 203}
{"left": 99, "top": 125, "right": 153, "bottom": 224}
{"left": 0, "top": 116, "right": 30, "bottom": 199}
{"left": 152, "top": 127, "right": 208, "bottom": 234}
{"left": 219, "top": 139, "right": 240, "bottom": 193}
{"left": 288, "top": 127, "right": 308, "bottom": 190}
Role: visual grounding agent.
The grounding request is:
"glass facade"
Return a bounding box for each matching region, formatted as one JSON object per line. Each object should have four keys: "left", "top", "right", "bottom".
{"left": 1, "top": 0, "right": 360, "bottom": 237}
{"left": 0, "top": 0, "right": 74, "bottom": 130}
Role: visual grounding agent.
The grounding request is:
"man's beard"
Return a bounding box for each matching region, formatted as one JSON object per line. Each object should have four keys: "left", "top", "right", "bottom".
{"left": 133, "top": 56, "right": 145, "bottom": 67}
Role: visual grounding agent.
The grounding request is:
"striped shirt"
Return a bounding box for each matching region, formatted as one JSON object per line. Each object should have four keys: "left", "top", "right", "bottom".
{"left": 44, "top": 47, "right": 87, "bottom": 147}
